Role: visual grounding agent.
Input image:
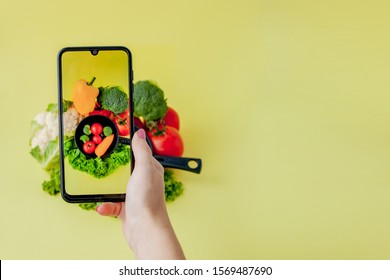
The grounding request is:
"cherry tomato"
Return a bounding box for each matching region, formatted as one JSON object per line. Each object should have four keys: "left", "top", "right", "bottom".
{"left": 83, "top": 141, "right": 96, "bottom": 154}
{"left": 92, "top": 135, "right": 103, "bottom": 144}
{"left": 91, "top": 123, "right": 103, "bottom": 135}
{"left": 115, "top": 113, "right": 130, "bottom": 136}
{"left": 147, "top": 126, "right": 184, "bottom": 157}
{"left": 163, "top": 107, "right": 180, "bottom": 130}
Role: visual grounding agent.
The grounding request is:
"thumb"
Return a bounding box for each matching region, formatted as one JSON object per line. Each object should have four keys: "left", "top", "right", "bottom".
{"left": 131, "top": 129, "right": 153, "bottom": 165}
{"left": 96, "top": 202, "right": 123, "bottom": 217}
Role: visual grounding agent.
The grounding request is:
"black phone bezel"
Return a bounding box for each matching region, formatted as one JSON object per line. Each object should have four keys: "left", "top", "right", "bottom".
{"left": 57, "top": 46, "right": 134, "bottom": 203}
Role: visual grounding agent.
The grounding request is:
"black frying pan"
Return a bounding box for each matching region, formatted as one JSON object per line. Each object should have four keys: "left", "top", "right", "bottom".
{"left": 75, "top": 115, "right": 202, "bottom": 174}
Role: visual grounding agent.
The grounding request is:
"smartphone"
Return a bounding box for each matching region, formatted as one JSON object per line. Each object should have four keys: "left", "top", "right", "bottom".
{"left": 58, "top": 46, "right": 133, "bottom": 203}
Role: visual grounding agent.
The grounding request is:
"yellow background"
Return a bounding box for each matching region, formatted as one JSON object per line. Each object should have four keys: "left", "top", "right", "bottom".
{"left": 1, "top": 0, "right": 390, "bottom": 259}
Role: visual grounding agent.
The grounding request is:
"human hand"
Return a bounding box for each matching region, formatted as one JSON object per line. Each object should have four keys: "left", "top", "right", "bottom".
{"left": 96, "top": 129, "right": 185, "bottom": 260}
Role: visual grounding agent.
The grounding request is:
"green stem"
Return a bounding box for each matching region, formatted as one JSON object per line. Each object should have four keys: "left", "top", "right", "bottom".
{"left": 87, "top": 76, "right": 96, "bottom": 86}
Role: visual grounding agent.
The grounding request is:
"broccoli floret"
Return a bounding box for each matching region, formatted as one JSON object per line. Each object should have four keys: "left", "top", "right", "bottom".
{"left": 103, "top": 126, "right": 113, "bottom": 137}
{"left": 80, "top": 135, "right": 89, "bottom": 143}
{"left": 83, "top": 124, "right": 91, "bottom": 135}
{"left": 97, "top": 86, "right": 128, "bottom": 114}
{"left": 134, "top": 80, "right": 168, "bottom": 121}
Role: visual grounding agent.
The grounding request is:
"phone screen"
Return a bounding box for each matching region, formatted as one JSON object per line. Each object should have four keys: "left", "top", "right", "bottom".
{"left": 58, "top": 47, "right": 133, "bottom": 202}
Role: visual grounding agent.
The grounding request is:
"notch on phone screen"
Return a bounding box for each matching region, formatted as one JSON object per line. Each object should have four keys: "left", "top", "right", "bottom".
{"left": 91, "top": 49, "right": 99, "bottom": 56}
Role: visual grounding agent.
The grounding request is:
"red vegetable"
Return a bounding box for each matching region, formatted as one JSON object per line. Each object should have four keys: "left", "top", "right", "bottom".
{"left": 89, "top": 109, "right": 114, "bottom": 120}
{"left": 92, "top": 135, "right": 102, "bottom": 145}
{"left": 89, "top": 110, "right": 101, "bottom": 116}
{"left": 100, "top": 109, "right": 114, "bottom": 120}
{"left": 163, "top": 107, "right": 180, "bottom": 130}
{"left": 83, "top": 141, "right": 96, "bottom": 154}
{"left": 115, "top": 112, "right": 130, "bottom": 136}
{"left": 91, "top": 123, "right": 103, "bottom": 135}
{"left": 147, "top": 126, "right": 184, "bottom": 157}
{"left": 134, "top": 117, "right": 145, "bottom": 130}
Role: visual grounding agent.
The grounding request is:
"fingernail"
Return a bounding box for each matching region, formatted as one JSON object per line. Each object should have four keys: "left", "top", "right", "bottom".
{"left": 137, "top": 128, "right": 146, "bottom": 139}
{"left": 96, "top": 205, "right": 102, "bottom": 213}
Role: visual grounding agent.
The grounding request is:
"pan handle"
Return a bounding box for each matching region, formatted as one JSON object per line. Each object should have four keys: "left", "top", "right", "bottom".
{"left": 154, "top": 156, "right": 202, "bottom": 174}
{"left": 118, "top": 136, "right": 152, "bottom": 147}
{"left": 118, "top": 137, "right": 131, "bottom": 145}
{"left": 119, "top": 133, "right": 202, "bottom": 174}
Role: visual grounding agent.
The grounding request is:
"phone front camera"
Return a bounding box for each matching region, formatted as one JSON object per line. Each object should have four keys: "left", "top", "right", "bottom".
{"left": 91, "top": 49, "right": 99, "bottom": 56}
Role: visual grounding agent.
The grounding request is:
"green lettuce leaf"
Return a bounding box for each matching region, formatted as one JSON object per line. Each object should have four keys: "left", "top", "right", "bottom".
{"left": 64, "top": 138, "right": 131, "bottom": 178}
{"left": 30, "top": 140, "right": 60, "bottom": 171}
{"left": 78, "top": 203, "right": 100, "bottom": 211}
{"left": 164, "top": 169, "right": 184, "bottom": 202}
{"left": 46, "top": 100, "right": 73, "bottom": 113}
{"left": 42, "top": 168, "right": 60, "bottom": 195}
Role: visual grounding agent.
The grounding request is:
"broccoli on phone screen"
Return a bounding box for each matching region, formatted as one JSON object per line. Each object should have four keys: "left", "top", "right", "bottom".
{"left": 97, "top": 86, "right": 128, "bottom": 115}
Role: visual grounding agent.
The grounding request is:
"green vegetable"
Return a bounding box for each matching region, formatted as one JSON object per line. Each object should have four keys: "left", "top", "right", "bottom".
{"left": 29, "top": 100, "right": 73, "bottom": 197}
{"left": 30, "top": 140, "right": 59, "bottom": 171}
{"left": 64, "top": 138, "right": 130, "bottom": 178}
{"left": 97, "top": 86, "right": 128, "bottom": 114}
{"left": 42, "top": 168, "right": 61, "bottom": 195}
{"left": 164, "top": 169, "right": 184, "bottom": 202}
{"left": 29, "top": 100, "right": 73, "bottom": 168}
{"left": 80, "top": 135, "right": 89, "bottom": 143}
{"left": 103, "top": 126, "right": 113, "bottom": 137}
{"left": 134, "top": 80, "right": 168, "bottom": 121}
{"left": 79, "top": 202, "right": 100, "bottom": 211}
{"left": 46, "top": 100, "right": 73, "bottom": 113}
{"left": 83, "top": 125, "right": 91, "bottom": 135}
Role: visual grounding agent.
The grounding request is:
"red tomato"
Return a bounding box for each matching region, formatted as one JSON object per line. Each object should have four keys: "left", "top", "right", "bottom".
{"left": 89, "top": 110, "right": 101, "bottom": 116}
{"left": 147, "top": 126, "right": 184, "bottom": 157}
{"left": 163, "top": 107, "right": 180, "bottom": 130}
{"left": 100, "top": 109, "right": 114, "bottom": 120}
{"left": 115, "top": 113, "right": 130, "bottom": 136}
{"left": 92, "top": 135, "right": 102, "bottom": 144}
{"left": 88, "top": 109, "right": 114, "bottom": 120}
{"left": 134, "top": 117, "right": 145, "bottom": 130}
{"left": 83, "top": 141, "right": 96, "bottom": 154}
{"left": 91, "top": 123, "right": 103, "bottom": 135}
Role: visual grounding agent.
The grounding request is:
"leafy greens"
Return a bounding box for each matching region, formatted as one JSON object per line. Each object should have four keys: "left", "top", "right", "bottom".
{"left": 64, "top": 138, "right": 130, "bottom": 178}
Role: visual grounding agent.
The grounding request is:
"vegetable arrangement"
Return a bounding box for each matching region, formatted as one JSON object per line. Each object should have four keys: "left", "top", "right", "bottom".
{"left": 134, "top": 80, "right": 184, "bottom": 157}
{"left": 64, "top": 138, "right": 129, "bottom": 179}
{"left": 80, "top": 122, "right": 114, "bottom": 156}
{"left": 29, "top": 78, "right": 186, "bottom": 211}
